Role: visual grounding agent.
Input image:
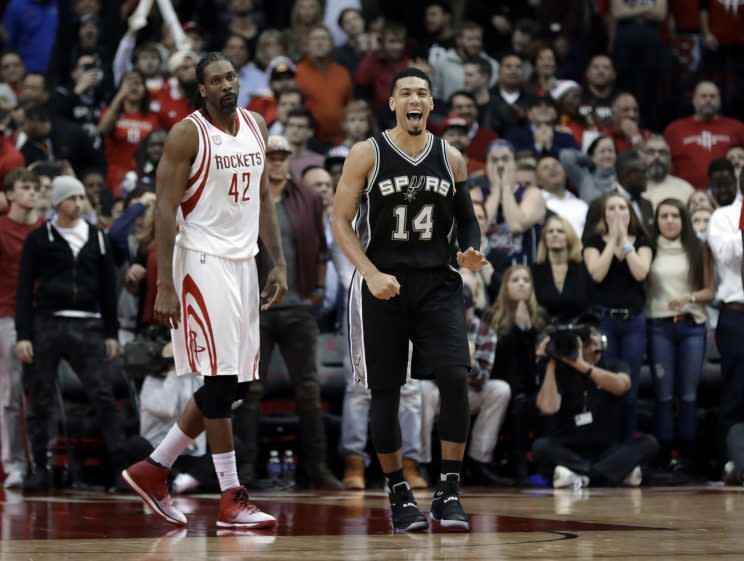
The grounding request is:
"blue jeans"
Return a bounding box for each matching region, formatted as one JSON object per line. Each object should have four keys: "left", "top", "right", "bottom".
{"left": 647, "top": 317, "right": 706, "bottom": 442}
{"left": 599, "top": 313, "right": 647, "bottom": 439}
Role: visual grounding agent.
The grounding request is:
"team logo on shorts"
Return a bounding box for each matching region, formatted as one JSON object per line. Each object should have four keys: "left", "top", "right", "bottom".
{"left": 182, "top": 274, "right": 217, "bottom": 375}
{"left": 353, "top": 354, "right": 362, "bottom": 366}
{"left": 212, "top": 135, "right": 222, "bottom": 145}
{"left": 200, "top": 253, "right": 206, "bottom": 264}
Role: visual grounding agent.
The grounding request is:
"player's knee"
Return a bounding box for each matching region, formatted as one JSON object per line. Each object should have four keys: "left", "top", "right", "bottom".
{"left": 194, "top": 375, "right": 239, "bottom": 419}
{"left": 435, "top": 366, "right": 470, "bottom": 443}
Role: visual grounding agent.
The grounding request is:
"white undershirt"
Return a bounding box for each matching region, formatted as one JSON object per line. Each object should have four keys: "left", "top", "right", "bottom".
{"left": 53, "top": 218, "right": 89, "bottom": 257}
{"left": 52, "top": 219, "right": 101, "bottom": 319}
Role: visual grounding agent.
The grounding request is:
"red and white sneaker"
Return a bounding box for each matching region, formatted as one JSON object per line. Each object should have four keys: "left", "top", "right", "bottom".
{"left": 217, "top": 486, "right": 277, "bottom": 529}
{"left": 122, "top": 460, "right": 187, "bottom": 526}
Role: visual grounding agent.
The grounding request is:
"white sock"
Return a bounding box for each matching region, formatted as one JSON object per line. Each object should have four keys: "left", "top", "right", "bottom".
{"left": 212, "top": 450, "right": 240, "bottom": 492}
{"left": 149, "top": 424, "right": 194, "bottom": 469}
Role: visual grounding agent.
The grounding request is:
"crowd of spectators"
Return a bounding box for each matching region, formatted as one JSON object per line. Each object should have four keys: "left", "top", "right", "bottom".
{"left": 1, "top": 0, "right": 744, "bottom": 492}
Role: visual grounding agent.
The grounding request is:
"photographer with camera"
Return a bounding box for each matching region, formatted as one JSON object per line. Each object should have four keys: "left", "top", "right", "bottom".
{"left": 533, "top": 313, "right": 658, "bottom": 488}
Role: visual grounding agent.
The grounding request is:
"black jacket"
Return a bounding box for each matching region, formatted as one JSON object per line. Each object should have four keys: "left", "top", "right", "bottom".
{"left": 15, "top": 221, "right": 118, "bottom": 340}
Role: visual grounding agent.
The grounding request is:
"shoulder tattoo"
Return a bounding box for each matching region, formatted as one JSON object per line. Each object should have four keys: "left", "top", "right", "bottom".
{"left": 454, "top": 151, "right": 467, "bottom": 182}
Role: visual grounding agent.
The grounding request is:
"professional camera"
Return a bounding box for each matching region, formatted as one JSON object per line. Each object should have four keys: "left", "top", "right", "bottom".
{"left": 545, "top": 322, "right": 593, "bottom": 360}
{"left": 122, "top": 326, "right": 173, "bottom": 379}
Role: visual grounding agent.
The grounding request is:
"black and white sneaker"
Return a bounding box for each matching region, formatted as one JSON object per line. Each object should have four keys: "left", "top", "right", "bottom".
{"left": 430, "top": 474, "right": 470, "bottom": 531}
{"left": 388, "top": 482, "right": 429, "bottom": 533}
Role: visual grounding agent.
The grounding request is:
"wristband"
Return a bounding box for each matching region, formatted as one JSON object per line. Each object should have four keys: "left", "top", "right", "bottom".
{"left": 621, "top": 242, "right": 634, "bottom": 255}
{"left": 689, "top": 293, "right": 697, "bottom": 304}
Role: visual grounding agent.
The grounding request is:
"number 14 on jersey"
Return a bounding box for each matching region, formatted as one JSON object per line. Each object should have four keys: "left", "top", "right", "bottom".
{"left": 228, "top": 172, "right": 252, "bottom": 203}
{"left": 392, "top": 204, "right": 434, "bottom": 241}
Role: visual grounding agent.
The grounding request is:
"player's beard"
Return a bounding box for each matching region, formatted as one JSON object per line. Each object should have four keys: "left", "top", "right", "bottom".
{"left": 219, "top": 94, "right": 238, "bottom": 113}
{"left": 407, "top": 128, "right": 423, "bottom": 136}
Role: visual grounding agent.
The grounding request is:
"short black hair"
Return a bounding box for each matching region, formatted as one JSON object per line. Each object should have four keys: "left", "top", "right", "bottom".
{"left": 23, "top": 102, "right": 51, "bottom": 122}
{"left": 196, "top": 51, "right": 232, "bottom": 85}
{"left": 708, "top": 157, "right": 736, "bottom": 178}
{"left": 425, "top": 1, "right": 453, "bottom": 16}
{"left": 575, "top": 312, "right": 601, "bottom": 331}
{"left": 499, "top": 51, "right": 523, "bottom": 66}
{"left": 615, "top": 149, "right": 644, "bottom": 178}
{"left": 464, "top": 57, "right": 492, "bottom": 80}
{"left": 390, "top": 67, "right": 432, "bottom": 97}
{"left": 287, "top": 108, "right": 317, "bottom": 130}
{"left": 447, "top": 90, "right": 477, "bottom": 111}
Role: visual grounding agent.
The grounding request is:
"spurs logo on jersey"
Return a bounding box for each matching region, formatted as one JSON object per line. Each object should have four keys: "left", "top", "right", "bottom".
{"left": 176, "top": 108, "right": 266, "bottom": 260}
{"left": 355, "top": 130, "right": 458, "bottom": 270}
{"left": 377, "top": 174, "right": 452, "bottom": 200}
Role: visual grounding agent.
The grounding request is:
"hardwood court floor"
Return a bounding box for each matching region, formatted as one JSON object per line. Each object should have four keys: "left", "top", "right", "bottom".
{"left": 1, "top": 485, "right": 743, "bottom": 560}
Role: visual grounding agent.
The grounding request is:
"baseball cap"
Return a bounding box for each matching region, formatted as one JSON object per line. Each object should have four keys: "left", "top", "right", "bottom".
{"left": 550, "top": 80, "right": 581, "bottom": 102}
{"left": 441, "top": 116, "right": 469, "bottom": 131}
{"left": 325, "top": 145, "right": 350, "bottom": 167}
{"left": 266, "top": 135, "right": 292, "bottom": 155}
{"left": 267, "top": 56, "right": 296, "bottom": 80}
{"left": 168, "top": 50, "right": 197, "bottom": 74}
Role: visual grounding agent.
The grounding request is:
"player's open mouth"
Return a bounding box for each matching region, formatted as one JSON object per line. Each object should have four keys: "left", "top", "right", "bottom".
{"left": 406, "top": 110, "right": 422, "bottom": 126}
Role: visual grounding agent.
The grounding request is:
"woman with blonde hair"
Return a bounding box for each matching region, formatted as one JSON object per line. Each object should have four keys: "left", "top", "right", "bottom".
{"left": 489, "top": 265, "right": 545, "bottom": 482}
{"left": 583, "top": 192, "right": 653, "bottom": 439}
{"left": 531, "top": 215, "right": 590, "bottom": 322}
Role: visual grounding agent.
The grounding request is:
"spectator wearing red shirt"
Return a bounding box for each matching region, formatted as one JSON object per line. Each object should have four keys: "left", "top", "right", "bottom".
{"left": 440, "top": 116, "right": 486, "bottom": 177}
{"left": 353, "top": 21, "right": 410, "bottom": 126}
{"left": 0, "top": 98, "right": 24, "bottom": 189}
{"left": 151, "top": 51, "right": 197, "bottom": 131}
{"left": 295, "top": 25, "right": 353, "bottom": 146}
{"left": 0, "top": 168, "right": 43, "bottom": 488}
{"left": 700, "top": 0, "right": 744, "bottom": 117}
{"left": 99, "top": 72, "right": 160, "bottom": 198}
{"left": 447, "top": 90, "right": 499, "bottom": 163}
{"left": 664, "top": 81, "right": 744, "bottom": 189}
{"left": 608, "top": 92, "right": 652, "bottom": 154}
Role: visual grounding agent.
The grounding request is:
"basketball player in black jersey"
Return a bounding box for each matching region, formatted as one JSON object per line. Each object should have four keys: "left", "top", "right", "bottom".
{"left": 333, "top": 67, "right": 486, "bottom": 532}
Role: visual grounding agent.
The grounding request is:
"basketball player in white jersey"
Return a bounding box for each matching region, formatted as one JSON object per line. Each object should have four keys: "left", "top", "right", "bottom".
{"left": 122, "top": 53, "right": 287, "bottom": 529}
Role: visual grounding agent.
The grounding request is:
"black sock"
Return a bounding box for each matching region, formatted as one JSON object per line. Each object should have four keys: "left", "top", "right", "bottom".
{"left": 385, "top": 469, "right": 405, "bottom": 493}
{"left": 440, "top": 459, "right": 462, "bottom": 482}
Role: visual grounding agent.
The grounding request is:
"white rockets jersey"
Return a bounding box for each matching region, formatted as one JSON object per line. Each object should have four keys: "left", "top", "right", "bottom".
{"left": 175, "top": 108, "right": 265, "bottom": 260}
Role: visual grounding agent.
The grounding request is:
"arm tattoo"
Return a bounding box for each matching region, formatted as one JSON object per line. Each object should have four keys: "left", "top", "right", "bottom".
{"left": 455, "top": 152, "right": 468, "bottom": 182}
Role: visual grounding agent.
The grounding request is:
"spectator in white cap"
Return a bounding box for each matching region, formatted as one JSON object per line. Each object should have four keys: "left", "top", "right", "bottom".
{"left": 151, "top": 50, "right": 198, "bottom": 130}
{"left": 15, "top": 174, "right": 126, "bottom": 491}
{"left": 551, "top": 80, "right": 597, "bottom": 150}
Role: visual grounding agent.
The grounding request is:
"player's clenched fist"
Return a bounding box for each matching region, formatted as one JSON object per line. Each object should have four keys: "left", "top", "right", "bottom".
{"left": 154, "top": 285, "right": 182, "bottom": 330}
{"left": 365, "top": 270, "right": 401, "bottom": 300}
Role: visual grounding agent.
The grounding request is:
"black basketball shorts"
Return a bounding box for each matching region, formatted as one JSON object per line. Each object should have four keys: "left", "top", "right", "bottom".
{"left": 348, "top": 267, "right": 471, "bottom": 390}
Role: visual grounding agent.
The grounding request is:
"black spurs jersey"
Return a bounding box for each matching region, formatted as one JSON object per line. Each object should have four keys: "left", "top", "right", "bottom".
{"left": 355, "top": 130, "right": 457, "bottom": 270}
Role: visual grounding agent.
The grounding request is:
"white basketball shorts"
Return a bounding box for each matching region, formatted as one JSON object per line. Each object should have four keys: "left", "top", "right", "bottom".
{"left": 171, "top": 245, "right": 260, "bottom": 383}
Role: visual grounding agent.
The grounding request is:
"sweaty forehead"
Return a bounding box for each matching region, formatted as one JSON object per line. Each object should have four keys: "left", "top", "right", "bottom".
{"left": 203, "top": 60, "right": 235, "bottom": 81}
